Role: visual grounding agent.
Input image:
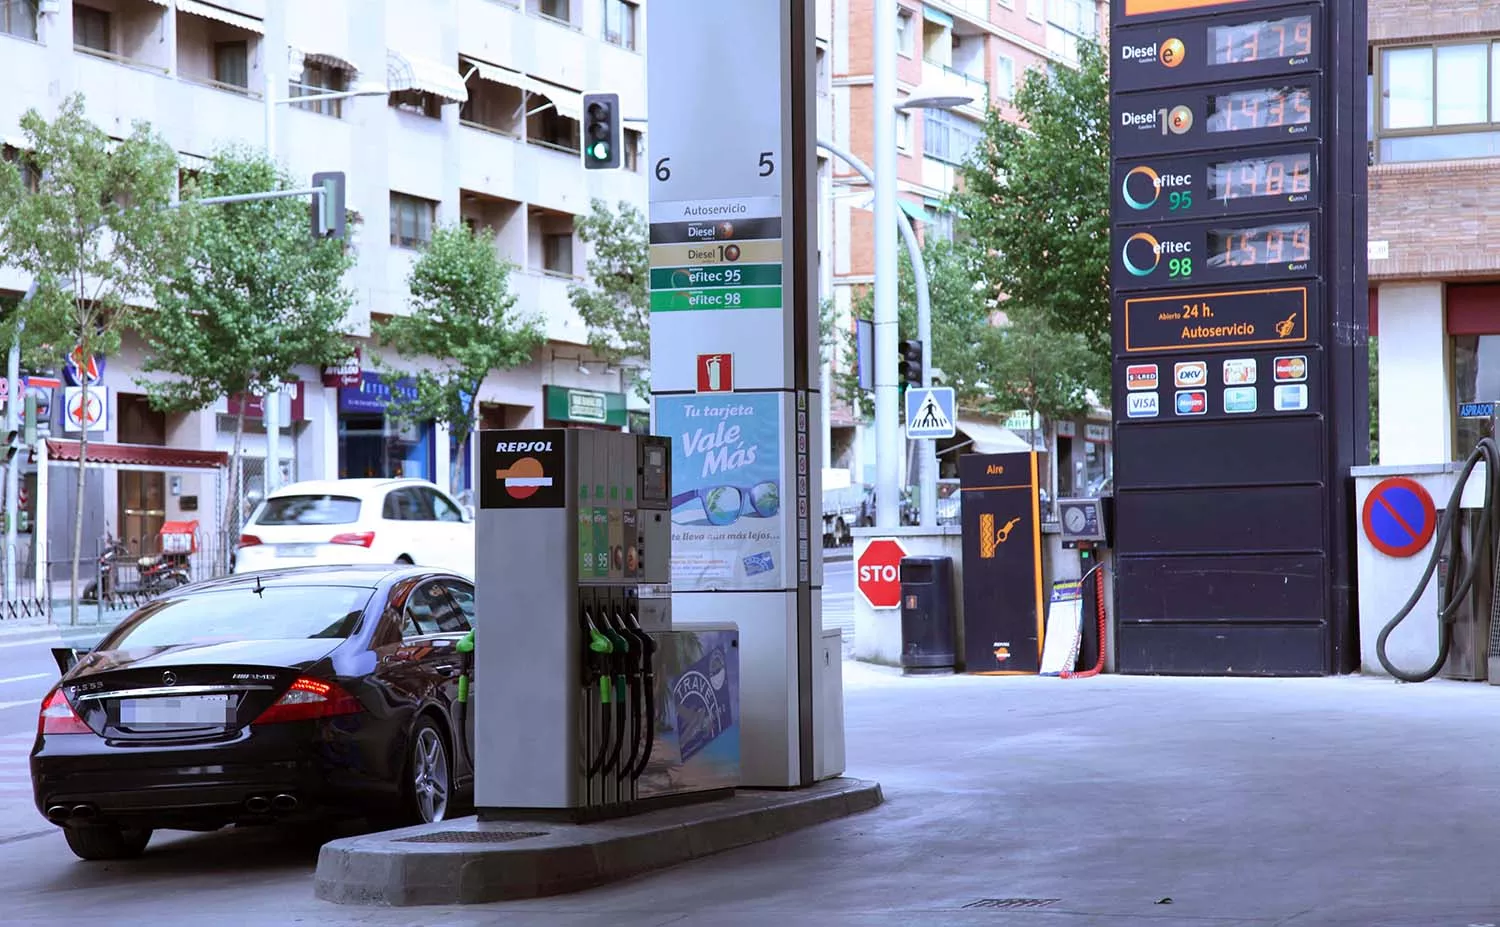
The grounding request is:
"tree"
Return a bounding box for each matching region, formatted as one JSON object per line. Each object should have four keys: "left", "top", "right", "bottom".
{"left": 569, "top": 199, "right": 648, "bottom": 395}
{"left": 950, "top": 41, "right": 1111, "bottom": 367}
{"left": 1369, "top": 336, "right": 1379, "bottom": 464}
{"left": 135, "top": 144, "right": 356, "bottom": 555}
{"left": 984, "top": 305, "right": 1097, "bottom": 441}
{"left": 838, "top": 236, "right": 992, "bottom": 413}
{"left": 0, "top": 94, "right": 186, "bottom": 624}
{"left": 372, "top": 223, "right": 544, "bottom": 494}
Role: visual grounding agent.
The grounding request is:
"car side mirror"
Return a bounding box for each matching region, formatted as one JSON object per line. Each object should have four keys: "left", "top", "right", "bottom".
{"left": 462, "top": 506, "right": 474, "bottom": 523}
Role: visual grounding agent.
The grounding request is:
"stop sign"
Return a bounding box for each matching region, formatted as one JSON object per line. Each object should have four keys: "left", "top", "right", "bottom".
{"left": 857, "top": 538, "right": 907, "bottom": 609}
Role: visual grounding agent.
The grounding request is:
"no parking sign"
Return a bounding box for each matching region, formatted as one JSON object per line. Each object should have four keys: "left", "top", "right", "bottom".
{"left": 1361, "top": 477, "right": 1437, "bottom": 558}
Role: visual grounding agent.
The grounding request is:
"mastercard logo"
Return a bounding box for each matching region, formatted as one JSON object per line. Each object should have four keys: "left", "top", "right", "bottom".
{"left": 496, "top": 457, "right": 553, "bottom": 499}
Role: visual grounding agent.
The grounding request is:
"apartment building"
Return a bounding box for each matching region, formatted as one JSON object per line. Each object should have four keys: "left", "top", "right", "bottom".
{"left": 0, "top": 0, "right": 646, "bottom": 567}
{"left": 1366, "top": 2, "right": 1500, "bottom": 470}
{"left": 824, "top": 0, "right": 1109, "bottom": 504}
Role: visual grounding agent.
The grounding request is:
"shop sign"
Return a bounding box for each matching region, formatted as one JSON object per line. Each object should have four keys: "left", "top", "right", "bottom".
{"left": 228, "top": 381, "right": 306, "bottom": 421}
{"left": 321, "top": 348, "right": 363, "bottom": 388}
{"left": 340, "top": 372, "right": 419, "bottom": 415}
{"left": 544, "top": 385, "right": 627, "bottom": 427}
{"left": 62, "top": 347, "right": 104, "bottom": 387}
{"left": 1003, "top": 409, "right": 1040, "bottom": 432}
{"left": 1085, "top": 423, "right": 1111, "bottom": 443}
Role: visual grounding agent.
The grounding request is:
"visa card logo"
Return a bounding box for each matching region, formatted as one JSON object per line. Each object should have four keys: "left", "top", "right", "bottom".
{"left": 1175, "top": 390, "right": 1206, "bottom": 415}
{"left": 1126, "top": 392, "right": 1159, "bottom": 418}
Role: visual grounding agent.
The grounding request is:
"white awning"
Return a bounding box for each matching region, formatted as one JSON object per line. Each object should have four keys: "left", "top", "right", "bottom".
{"left": 956, "top": 418, "right": 1032, "bottom": 455}
{"left": 178, "top": 152, "right": 212, "bottom": 172}
{"left": 300, "top": 51, "right": 357, "bottom": 73}
{"left": 175, "top": 0, "right": 265, "bottom": 35}
{"left": 460, "top": 56, "right": 538, "bottom": 96}
{"left": 386, "top": 50, "right": 468, "bottom": 104}
{"left": 527, "top": 77, "right": 582, "bottom": 121}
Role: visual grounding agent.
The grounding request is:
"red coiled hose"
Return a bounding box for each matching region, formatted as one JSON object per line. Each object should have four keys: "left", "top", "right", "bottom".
{"left": 1061, "top": 565, "right": 1107, "bottom": 679}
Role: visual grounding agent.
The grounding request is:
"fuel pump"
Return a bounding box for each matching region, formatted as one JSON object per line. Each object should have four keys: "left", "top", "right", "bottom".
{"left": 1057, "top": 496, "right": 1113, "bottom": 677}
{"left": 1375, "top": 416, "right": 1500, "bottom": 682}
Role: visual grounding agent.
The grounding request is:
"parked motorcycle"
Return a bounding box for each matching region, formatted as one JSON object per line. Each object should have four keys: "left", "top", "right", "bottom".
{"left": 80, "top": 534, "right": 190, "bottom": 603}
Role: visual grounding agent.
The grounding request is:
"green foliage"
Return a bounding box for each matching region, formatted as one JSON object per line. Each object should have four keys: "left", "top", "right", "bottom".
{"left": 373, "top": 223, "right": 544, "bottom": 489}
{"left": 1369, "top": 336, "right": 1379, "bottom": 464}
{"left": 950, "top": 41, "right": 1111, "bottom": 367}
{"left": 839, "top": 237, "right": 992, "bottom": 415}
{"left": 137, "top": 144, "right": 356, "bottom": 412}
{"left": 0, "top": 93, "right": 186, "bottom": 361}
{"left": 569, "top": 198, "right": 648, "bottom": 394}
{"left": 984, "top": 305, "right": 1097, "bottom": 430}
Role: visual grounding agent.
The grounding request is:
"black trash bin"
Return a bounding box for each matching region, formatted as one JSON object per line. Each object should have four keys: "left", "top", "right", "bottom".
{"left": 900, "top": 555, "right": 956, "bottom": 675}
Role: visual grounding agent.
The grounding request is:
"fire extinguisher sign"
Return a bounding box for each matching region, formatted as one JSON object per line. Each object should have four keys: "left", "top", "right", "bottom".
{"left": 696, "top": 353, "right": 734, "bottom": 393}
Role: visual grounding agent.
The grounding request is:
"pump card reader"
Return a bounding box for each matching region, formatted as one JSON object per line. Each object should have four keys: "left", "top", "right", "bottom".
{"left": 1058, "top": 497, "right": 1112, "bottom": 545}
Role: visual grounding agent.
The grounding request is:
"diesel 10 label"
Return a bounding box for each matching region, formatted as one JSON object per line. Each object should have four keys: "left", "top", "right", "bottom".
{"left": 1112, "top": 4, "right": 1321, "bottom": 93}
{"left": 1112, "top": 74, "right": 1322, "bottom": 158}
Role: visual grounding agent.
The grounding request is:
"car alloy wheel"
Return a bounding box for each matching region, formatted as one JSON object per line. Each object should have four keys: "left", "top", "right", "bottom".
{"left": 411, "top": 723, "right": 450, "bottom": 824}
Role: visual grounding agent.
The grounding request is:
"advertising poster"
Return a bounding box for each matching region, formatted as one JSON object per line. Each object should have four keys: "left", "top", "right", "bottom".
{"left": 638, "top": 628, "right": 741, "bottom": 798}
{"left": 653, "top": 393, "right": 783, "bottom": 591}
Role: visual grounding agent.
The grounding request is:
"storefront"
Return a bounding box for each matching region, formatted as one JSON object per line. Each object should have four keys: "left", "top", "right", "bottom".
{"left": 542, "top": 384, "right": 628, "bottom": 431}
{"left": 338, "top": 372, "right": 434, "bottom": 481}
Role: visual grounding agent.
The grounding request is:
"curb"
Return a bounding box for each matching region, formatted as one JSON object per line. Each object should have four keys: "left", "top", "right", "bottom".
{"left": 823, "top": 549, "right": 853, "bottom": 562}
{"left": 313, "top": 777, "right": 883, "bottom": 906}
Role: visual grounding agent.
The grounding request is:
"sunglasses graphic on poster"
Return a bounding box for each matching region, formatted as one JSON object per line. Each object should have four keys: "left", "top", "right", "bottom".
{"left": 654, "top": 393, "right": 783, "bottom": 591}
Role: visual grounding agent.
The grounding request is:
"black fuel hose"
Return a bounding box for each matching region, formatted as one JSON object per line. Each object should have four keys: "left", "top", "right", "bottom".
{"left": 1376, "top": 436, "right": 1500, "bottom": 681}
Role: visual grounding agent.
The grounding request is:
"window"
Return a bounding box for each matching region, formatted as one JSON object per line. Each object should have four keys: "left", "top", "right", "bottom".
{"left": 602, "top": 0, "right": 636, "bottom": 50}
{"left": 623, "top": 127, "right": 642, "bottom": 171}
{"left": 2, "top": 146, "right": 39, "bottom": 193}
{"left": 1451, "top": 335, "right": 1500, "bottom": 459}
{"left": 403, "top": 581, "right": 471, "bottom": 636}
{"left": 383, "top": 487, "right": 434, "bottom": 520}
{"left": 1375, "top": 41, "right": 1500, "bottom": 163}
{"left": 291, "top": 61, "right": 350, "bottom": 116}
{"left": 254, "top": 494, "right": 362, "bottom": 526}
{"left": 537, "top": 0, "right": 569, "bottom": 23}
{"left": 214, "top": 40, "right": 248, "bottom": 89}
{"left": 529, "top": 102, "right": 579, "bottom": 152}
{"left": 390, "top": 89, "right": 443, "bottom": 118}
{"left": 896, "top": 110, "right": 912, "bottom": 151}
{"left": 1, "top": 0, "right": 37, "bottom": 41}
{"left": 543, "top": 232, "right": 574, "bottom": 275}
{"left": 922, "top": 108, "right": 982, "bottom": 165}
{"left": 390, "top": 192, "right": 436, "bottom": 248}
{"left": 1046, "top": 0, "right": 1095, "bottom": 61}
{"left": 101, "top": 586, "right": 375, "bottom": 648}
{"left": 897, "top": 10, "right": 914, "bottom": 57}
{"left": 424, "top": 488, "right": 465, "bottom": 523}
{"left": 995, "top": 54, "right": 1016, "bottom": 101}
{"left": 1028, "top": 0, "right": 1043, "bottom": 22}
{"left": 73, "top": 3, "right": 110, "bottom": 53}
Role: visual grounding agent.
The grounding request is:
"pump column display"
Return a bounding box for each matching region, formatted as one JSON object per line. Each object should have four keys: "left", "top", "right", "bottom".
{"left": 1107, "top": 0, "right": 1368, "bottom": 675}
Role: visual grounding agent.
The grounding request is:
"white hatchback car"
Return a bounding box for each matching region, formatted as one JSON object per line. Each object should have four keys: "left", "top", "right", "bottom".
{"left": 233, "top": 479, "right": 475, "bottom": 577}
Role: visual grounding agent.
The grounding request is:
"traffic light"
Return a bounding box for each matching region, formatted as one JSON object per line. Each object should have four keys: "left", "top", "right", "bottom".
{"left": 3, "top": 429, "right": 18, "bottom": 465}
{"left": 898, "top": 339, "right": 923, "bottom": 387}
{"left": 582, "top": 92, "right": 621, "bottom": 170}
{"left": 310, "top": 171, "right": 346, "bottom": 240}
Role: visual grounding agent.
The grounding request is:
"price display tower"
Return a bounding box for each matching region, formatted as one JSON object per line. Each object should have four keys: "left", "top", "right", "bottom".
{"left": 1108, "top": 0, "right": 1369, "bottom": 675}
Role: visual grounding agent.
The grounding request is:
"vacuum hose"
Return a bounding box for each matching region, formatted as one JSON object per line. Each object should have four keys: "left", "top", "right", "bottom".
{"left": 1375, "top": 435, "right": 1500, "bottom": 682}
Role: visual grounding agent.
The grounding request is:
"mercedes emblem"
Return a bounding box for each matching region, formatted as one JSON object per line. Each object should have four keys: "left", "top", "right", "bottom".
{"left": 161, "top": 671, "right": 177, "bottom": 687}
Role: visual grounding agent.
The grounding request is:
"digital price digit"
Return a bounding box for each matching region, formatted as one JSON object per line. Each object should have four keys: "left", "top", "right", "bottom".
{"left": 1169, "top": 257, "right": 1193, "bottom": 278}
{"left": 1168, "top": 191, "right": 1193, "bottom": 211}
{"left": 1208, "top": 222, "right": 1312, "bottom": 267}
{"left": 1212, "top": 153, "right": 1313, "bottom": 201}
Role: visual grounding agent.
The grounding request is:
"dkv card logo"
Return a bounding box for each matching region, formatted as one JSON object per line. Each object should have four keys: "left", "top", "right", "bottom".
{"left": 1126, "top": 392, "right": 1159, "bottom": 418}
{"left": 1174, "top": 361, "right": 1207, "bottom": 388}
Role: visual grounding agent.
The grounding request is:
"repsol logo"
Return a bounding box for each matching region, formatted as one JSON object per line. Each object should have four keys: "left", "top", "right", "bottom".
{"left": 496, "top": 441, "right": 553, "bottom": 452}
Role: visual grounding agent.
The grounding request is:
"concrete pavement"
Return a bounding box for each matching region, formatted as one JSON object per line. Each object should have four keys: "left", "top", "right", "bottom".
{"left": 3, "top": 661, "right": 1500, "bottom": 923}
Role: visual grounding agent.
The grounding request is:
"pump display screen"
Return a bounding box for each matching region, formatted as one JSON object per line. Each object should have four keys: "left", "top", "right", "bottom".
{"left": 1207, "top": 221, "right": 1312, "bottom": 267}
{"left": 1209, "top": 152, "right": 1313, "bottom": 201}
{"left": 1209, "top": 14, "right": 1314, "bottom": 64}
{"left": 1207, "top": 86, "right": 1312, "bottom": 132}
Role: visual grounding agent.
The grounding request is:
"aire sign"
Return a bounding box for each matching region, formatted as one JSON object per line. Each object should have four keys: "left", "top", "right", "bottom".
{"left": 857, "top": 537, "right": 907, "bottom": 610}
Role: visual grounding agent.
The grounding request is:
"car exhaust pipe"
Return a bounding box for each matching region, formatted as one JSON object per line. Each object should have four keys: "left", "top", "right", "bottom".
{"left": 46, "top": 805, "right": 70, "bottom": 822}
{"left": 70, "top": 804, "right": 96, "bottom": 819}
{"left": 244, "top": 795, "right": 271, "bottom": 813}
{"left": 271, "top": 794, "right": 298, "bottom": 812}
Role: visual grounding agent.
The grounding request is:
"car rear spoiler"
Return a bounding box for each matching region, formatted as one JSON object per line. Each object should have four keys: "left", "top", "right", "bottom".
{"left": 51, "top": 641, "right": 98, "bottom": 676}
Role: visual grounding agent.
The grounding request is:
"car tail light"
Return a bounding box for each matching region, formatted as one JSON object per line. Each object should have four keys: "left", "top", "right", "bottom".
{"left": 252, "top": 677, "right": 362, "bottom": 725}
{"left": 238, "top": 534, "right": 262, "bottom": 547}
{"left": 330, "top": 531, "right": 375, "bottom": 548}
{"left": 39, "top": 689, "right": 91, "bottom": 736}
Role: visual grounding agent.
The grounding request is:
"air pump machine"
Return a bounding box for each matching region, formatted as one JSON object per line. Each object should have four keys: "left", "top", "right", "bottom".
{"left": 1365, "top": 415, "right": 1500, "bottom": 683}
{"left": 473, "top": 429, "right": 741, "bottom": 820}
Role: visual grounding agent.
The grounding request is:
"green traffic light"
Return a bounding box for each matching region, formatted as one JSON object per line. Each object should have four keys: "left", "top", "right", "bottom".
{"left": 589, "top": 141, "right": 610, "bottom": 161}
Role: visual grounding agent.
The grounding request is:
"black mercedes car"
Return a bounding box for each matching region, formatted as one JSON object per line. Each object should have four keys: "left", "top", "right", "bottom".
{"left": 31, "top": 564, "right": 478, "bottom": 861}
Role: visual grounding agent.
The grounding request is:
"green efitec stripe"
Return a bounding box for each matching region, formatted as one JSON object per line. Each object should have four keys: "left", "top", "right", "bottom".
{"left": 649, "top": 264, "right": 783, "bottom": 289}
{"left": 650, "top": 286, "right": 783, "bottom": 311}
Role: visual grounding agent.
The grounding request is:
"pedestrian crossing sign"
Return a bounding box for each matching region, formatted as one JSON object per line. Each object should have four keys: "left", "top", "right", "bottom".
{"left": 904, "top": 386, "right": 956, "bottom": 440}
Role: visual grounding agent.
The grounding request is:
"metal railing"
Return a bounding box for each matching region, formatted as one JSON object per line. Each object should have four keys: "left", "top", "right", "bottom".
{"left": 0, "top": 537, "right": 235, "bottom": 625}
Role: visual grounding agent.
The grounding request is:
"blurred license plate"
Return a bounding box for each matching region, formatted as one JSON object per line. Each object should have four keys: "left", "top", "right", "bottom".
{"left": 277, "top": 544, "right": 315, "bottom": 558}
{"left": 120, "top": 695, "right": 232, "bottom": 726}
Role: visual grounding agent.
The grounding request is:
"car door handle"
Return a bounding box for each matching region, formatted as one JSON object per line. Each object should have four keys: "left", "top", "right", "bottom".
{"left": 434, "top": 664, "right": 460, "bottom": 677}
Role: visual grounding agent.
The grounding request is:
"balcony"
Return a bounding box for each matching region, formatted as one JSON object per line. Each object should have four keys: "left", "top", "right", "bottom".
{"left": 920, "top": 60, "right": 989, "bottom": 117}
{"left": 513, "top": 269, "right": 587, "bottom": 345}
{"left": 175, "top": 3, "right": 265, "bottom": 99}
{"left": 72, "top": 0, "right": 170, "bottom": 75}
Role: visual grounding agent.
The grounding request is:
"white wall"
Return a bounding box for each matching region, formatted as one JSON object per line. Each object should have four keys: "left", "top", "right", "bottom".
{"left": 1376, "top": 282, "right": 1449, "bottom": 466}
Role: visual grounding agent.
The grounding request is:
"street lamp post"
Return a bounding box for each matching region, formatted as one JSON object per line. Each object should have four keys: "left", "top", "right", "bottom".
{"left": 260, "top": 69, "right": 386, "bottom": 501}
